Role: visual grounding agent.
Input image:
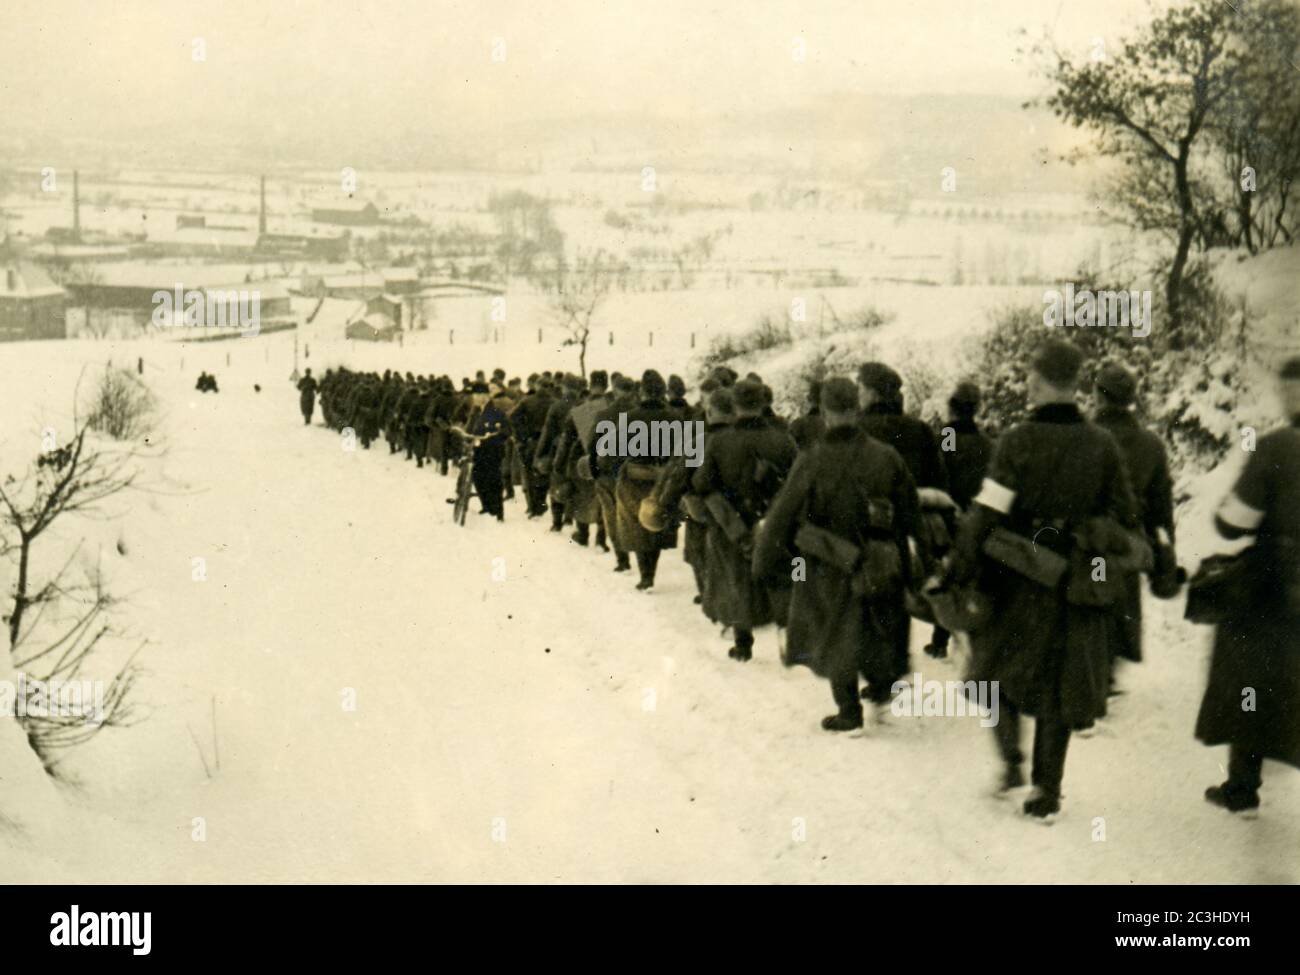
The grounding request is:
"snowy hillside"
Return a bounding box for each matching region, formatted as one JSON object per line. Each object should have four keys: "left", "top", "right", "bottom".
{"left": 1, "top": 248, "right": 1297, "bottom": 882}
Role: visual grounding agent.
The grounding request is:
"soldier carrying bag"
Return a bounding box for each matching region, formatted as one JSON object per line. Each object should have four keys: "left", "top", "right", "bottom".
{"left": 981, "top": 525, "right": 1069, "bottom": 589}
{"left": 794, "top": 499, "right": 902, "bottom": 599}
{"left": 705, "top": 492, "right": 752, "bottom": 548}
{"left": 1064, "top": 516, "right": 1150, "bottom": 607}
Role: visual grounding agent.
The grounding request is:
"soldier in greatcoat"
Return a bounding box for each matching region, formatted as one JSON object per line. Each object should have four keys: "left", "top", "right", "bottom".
{"left": 755, "top": 378, "right": 923, "bottom": 729}
{"left": 1196, "top": 355, "right": 1300, "bottom": 814}
{"left": 690, "top": 380, "right": 797, "bottom": 660}
{"left": 947, "top": 340, "right": 1136, "bottom": 818}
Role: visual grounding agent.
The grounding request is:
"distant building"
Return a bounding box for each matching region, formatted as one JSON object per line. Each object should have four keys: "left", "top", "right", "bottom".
{"left": 345, "top": 310, "right": 400, "bottom": 342}
{"left": 64, "top": 261, "right": 292, "bottom": 328}
{"left": 299, "top": 267, "right": 418, "bottom": 300}
{"left": 364, "top": 293, "right": 404, "bottom": 328}
{"left": 0, "top": 263, "right": 66, "bottom": 342}
{"left": 311, "top": 200, "right": 381, "bottom": 226}
{"left": 256, "top": 230, "right": 350, "bottom": 262}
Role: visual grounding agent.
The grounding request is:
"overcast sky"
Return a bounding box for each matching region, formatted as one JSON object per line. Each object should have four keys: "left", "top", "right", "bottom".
{"left": 3, "top": 0, "right": 1172, "bottom": 139}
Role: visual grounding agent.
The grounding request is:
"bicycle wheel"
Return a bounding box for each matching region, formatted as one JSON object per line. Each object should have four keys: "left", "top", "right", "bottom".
{"left": 453, "top": 458, "right": 474, "bottom": 525}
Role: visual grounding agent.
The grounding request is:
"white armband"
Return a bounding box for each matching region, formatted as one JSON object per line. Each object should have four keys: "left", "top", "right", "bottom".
{"left": 973, "top": 478, "right": 1015, "bottom": 515}
{"left": 1216, "top": 492, "right": 1264, "bottom": 531}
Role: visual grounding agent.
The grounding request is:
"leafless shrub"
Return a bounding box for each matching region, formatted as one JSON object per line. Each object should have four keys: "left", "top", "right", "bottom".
{"left": 85, "top": 367, "right": 157, "bottom": 442}
{"left": 1, "top": 423, "right": 143, "bottom": 772}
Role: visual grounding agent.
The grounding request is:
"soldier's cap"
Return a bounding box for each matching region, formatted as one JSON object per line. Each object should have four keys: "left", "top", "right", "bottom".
{"left": 1095, "top": 362, "right": 1137, "bottom": 405}
{"left": 950, "top": 380, "right": 980, "bottom": 407}
{"left": 857, "top": 362, "right": 902, "bottom": 398}
{"left": 1280, "top": 355, "right": 1300, "bottom": 380}
{"left": 699, "top": 377, "right": 719, "bottom": 394}
{"left": 614, "top": 374, "right": 637, "bottom": 393}
{"left": 589, "top": 369, "right": 609, "bottom": 390}
{"left": 707, "top": 387, "right": 736, "bottom": 416}
{"left": 641, "top": 369, "right": 667, "bottom": 399}
{"left": 564, "top": 374, "right": 586, "bottom": 393}
{"left": 668, "top": 374, "right": 686, "bottom": 397}
{"left": 1030, "top": 339, "right": 1084, "bottom": 388}
{"left": 709, "top": 366, "right": 737, "bottom": 388}
{"left": 471, "top": 381, "right": 490, "bottom": 394}
{"left": 492, "top": 368, "right": 506, "bottom": 381}
{"left": 732, "top": 379, "right": 767, "bottom": 415}
{"left": 820, "top": 376, "right": 859, "bottom": 414}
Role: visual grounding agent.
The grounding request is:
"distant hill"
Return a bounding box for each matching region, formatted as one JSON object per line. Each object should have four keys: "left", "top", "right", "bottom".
{"left": 2, "top": 91, "right": 1091, "bottom": 194}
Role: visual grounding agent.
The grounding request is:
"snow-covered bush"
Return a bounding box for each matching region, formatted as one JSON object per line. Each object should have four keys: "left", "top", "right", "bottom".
{"left": 967, "top": 258, "right": 1267, "bottom": 474}
{"left": 84, "top": 367, "right": 157, "bottom": 442}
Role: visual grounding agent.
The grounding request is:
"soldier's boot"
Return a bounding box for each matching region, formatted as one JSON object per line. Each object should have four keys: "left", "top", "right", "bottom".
{"left": 595, "top": 525, "right": 609, "bottom": 552}
{"left": 728, "top": 629, "right": 754, "bottom": 662}
{"left": 635, "top": 551, "right": 660, "bottom": 590}
{"left": 1204, "top": 783, "right": 1260, "bottom": 814}
{"left": 613, "top": 551, "right": 631, "bottom": 573}
{"left": 571, "top": 524, "right": 590, "bottom": 546}
{"left": 820, "top": 709, "right": 864, "bottom": 733}
{"left": 1022, "top": 789, "right": 1061, "bottom": 819}
{"left": 550, "top": 504, "right": 565, "bottom": 532}
{"left": 924, "top": 624, "right": 950, "bottom": 659}
{"left": 998, "top": 764, "right": 1026, "bottom": 794}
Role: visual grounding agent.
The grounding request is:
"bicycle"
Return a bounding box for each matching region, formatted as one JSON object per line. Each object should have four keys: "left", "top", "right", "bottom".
{"left": 452, "top": 442, "right": 475, "bottom": 526}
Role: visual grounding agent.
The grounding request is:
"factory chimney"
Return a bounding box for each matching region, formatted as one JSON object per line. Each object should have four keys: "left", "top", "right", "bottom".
{"left": 259, "top": 175, "right": 267, "bottom": 235}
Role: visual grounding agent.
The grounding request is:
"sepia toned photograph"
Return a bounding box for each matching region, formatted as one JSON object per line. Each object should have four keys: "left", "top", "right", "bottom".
{"left": 1, "top": 0, "right": 1297, "bottom": 899}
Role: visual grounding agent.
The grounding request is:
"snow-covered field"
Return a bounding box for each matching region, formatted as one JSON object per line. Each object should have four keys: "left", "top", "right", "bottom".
{"left": 2, "top": 271, "right": 1298, "bottom": 883}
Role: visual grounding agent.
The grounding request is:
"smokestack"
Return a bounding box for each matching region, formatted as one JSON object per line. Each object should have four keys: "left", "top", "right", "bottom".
{"left": 259, "top": 175, "right": 267, "bottom": 235}
{"left": 73, "top": 170, "right": 81, "bottom": 241}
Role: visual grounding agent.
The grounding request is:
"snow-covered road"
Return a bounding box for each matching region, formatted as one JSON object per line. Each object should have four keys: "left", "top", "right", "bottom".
{"left": 3, "top": 340, "right": 1297, "bottom": 883}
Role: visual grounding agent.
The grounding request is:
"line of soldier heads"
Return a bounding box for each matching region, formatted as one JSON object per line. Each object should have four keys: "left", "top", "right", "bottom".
{"left": 316, "top": 340, "right": 1300, "bottom": 423}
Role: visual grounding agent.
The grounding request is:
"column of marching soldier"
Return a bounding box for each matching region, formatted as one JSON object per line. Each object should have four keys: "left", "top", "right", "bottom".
{"left": 290, "top": 342, "right": 1300, "bottom": 822}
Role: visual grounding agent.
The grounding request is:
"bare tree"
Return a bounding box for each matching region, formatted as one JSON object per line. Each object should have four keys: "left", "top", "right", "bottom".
{"left": 1033, "top": 0, "right": 1237, "bottom": 346}
{"left": 1, "top": 417, "right": 143, "bottom": 770}
{"left": 548, "top": 249, "right": 619, "bottom": 378}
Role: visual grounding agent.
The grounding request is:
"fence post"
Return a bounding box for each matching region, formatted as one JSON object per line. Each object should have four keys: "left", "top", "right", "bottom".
{"left": 649, "top": 331, "right": 653, "bottom": 347}
{"left": 608, "top": 332, "right": 613, "bottom": 346}
{"left": 449, "top": 329, "right": 454, "bottom": 345}
{"left": 538, "top": 328, "right": 542, "bottom": 343}
{"left": 690, "top": 332, "right": 695, "bottom": 349}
